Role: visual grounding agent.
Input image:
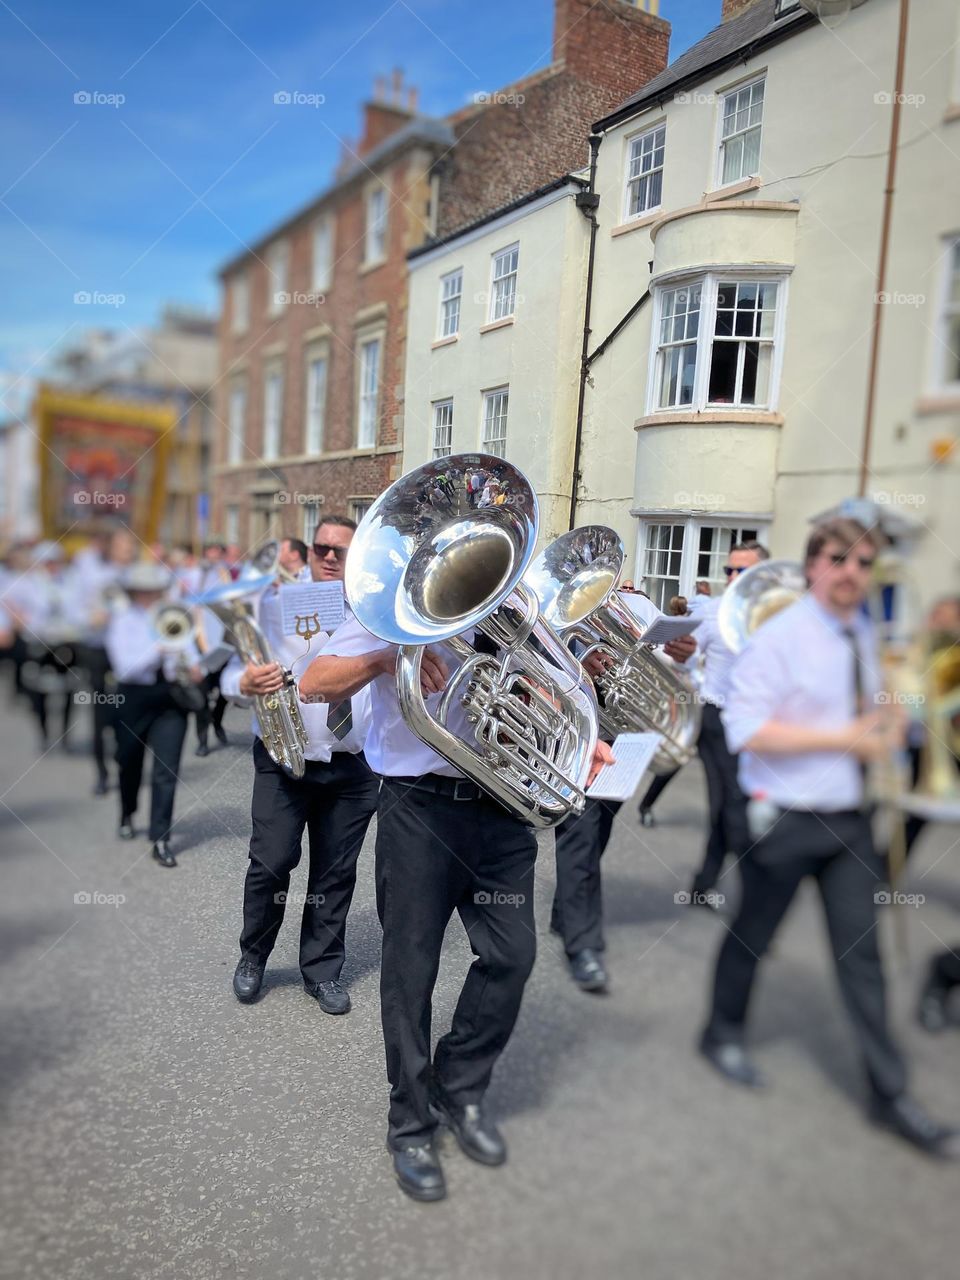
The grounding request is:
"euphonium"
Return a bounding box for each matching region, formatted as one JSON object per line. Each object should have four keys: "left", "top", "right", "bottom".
{"left": 717, "top": 558, "right": 807, "bottom": 654}
{"left": 148, "top": 601, "right": 206, "bottom": 711}
{"left": 188, "top": 550, "right": 308, "bottom": 779}
{"left": 346, "top": 454, "right": 599, "bottom": 828}
{"left": 526, "top": 525, "right": 701, "bottom": 775}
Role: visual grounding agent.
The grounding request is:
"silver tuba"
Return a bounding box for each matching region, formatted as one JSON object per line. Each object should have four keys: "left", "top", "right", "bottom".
{"left": 346, "top": 454, "right": 599, "bottom": 828}
{"left": 526, "top": 526, "right": 701, "bottom": 775}
{"left": 188, "top": 550, "right": 309, "bottom": 779}
{"left": 717, "top": 558, "right": 806, "bottom": 654}
{"left": 148, "top": 601, "right": 206, "bottom": 711}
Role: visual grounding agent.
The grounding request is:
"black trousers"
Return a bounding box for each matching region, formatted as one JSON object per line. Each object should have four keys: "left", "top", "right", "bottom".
{"left": 195, "top": 666, "right": 227, "bottom": 745}
{"left": 376, "top": 778, "right": 538, "bottom": 1149}
{"left": 704, "top": 809, "right": 907, "bottom": 1101}
{"left": 78, "top": 643, "right": 113, "bottom": 781}
{"left": 694, "top": 701, "right": 749, "bottom": 893}
{"left": 24, "top": 645, "right": 76, "bottom": 744}
{"left": 550, "top": 797, "right": 622, "bottom": 955}
{"left": 638, "top": 767, "right": 679, "bottom": 813}
{"left": 928, "top": 945, "right": 960, "bottom": 990}
{"left": 241, "top": 739, "right": 378, "bottom": 985}
{"left": 114, "top": 681, "right": 188, "bottom": 842}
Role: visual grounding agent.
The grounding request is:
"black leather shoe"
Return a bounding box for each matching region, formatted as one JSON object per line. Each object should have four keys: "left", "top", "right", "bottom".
{"left": 233, "top": 957, "right": 265, "bottom": 1003}
{"left": 699, "top": 1032, "right": 766, "bottom": 1087}
{"left": 214, "top": 725, "right": 228, "bottom": 745}
{"left": 151, "top": 840, "right": 177, "bottom": 868}
{"left": 431, "top": 1091, "right": 506, "bottom": 1166}
{"left": 869, "top": 1094, "right": 960, "bottom": 1159}
{"left": 118, "top": 816, "right": 135, "bottom": 840}
{"left": 569, "top": 948, "right": 608, "bottom": 993}
{"left": 390, "top": 1142, "right": 446, "bottom": 1202}
{"left": 305, "top": 979, "right": 351, "bottom": 1014}
{"left": 93, "top": 776, "right": 109, "bottom": 797}
{"left": 639, "top": 807, "right": 655, "bottom": 828}
{"left": 918, "top": 983, "right": 951, "bottom": 1033}
{"left": 195, "top": 742, "right": 210, "bottom": 757}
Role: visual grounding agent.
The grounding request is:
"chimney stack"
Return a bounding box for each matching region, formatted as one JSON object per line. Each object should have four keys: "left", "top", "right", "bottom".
{"left": 721, "top": 0, "right": 764, "bottom": 20}
{"left": 358, "top": 69, "right": 419, "bottom": 156}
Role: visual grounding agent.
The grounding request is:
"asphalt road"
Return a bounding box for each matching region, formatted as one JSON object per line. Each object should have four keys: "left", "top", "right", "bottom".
{"left": 1, "top": 694, "right": 959, "bottom": 1280}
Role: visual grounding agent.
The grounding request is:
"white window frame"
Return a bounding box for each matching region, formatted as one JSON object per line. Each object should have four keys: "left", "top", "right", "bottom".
{"left": 350, "top": 497, "right": 374, "bottom": 524}
{"left": 623, "top": 122, "right": 666, "bottom": 221}
{"left": 227, "top": 380, "right": 246, "bottom": 465}
{"left": 311, "top": 214, "right": 333, "bottom": 292}
{"left": 432, "top": 399, "right": 454, "bottom": 458}
{"left": 647, "top": 272, "right": 788, "bottom": 414}
{"left": 365, "top": 187, "right": 388, "bottom": 265}
{"left": 480, "top": 386, "right": 509, "bottom": 457}
{"left": 716, "top": 76, "right": 765, "bottom": 189}
{"left": 489, "top": 243, "right": 519, "bottom": 323}
{"left": 304, "top": 350, "right": 328, "bottom": 453}
{"left": 301, "top": 500, "right": 322, "bottom": 544}
{"left": 230, "top": 272, "right": 249, "bottom": 335}
{"left": 932, "top": 233, "right": 960, "bottom": 392}
{"left": 634, "top": 516, "right": 769, "bottom": 611}
{"left": 356, "top": 335, "right": 382, "bottom": 448}
{"left": 265, "top": 240, "right": 289, "bottom": 315}
{"left": 263, "top": 365, "right": 284, "bottom": 459}
{"left": 437, "top": 269, "right": 463, "bottom": 339}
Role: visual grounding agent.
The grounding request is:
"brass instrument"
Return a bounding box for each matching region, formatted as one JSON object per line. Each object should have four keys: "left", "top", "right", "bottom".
{"left": 346, "top": 454, "right": 599, "bottom": 828}
{"left": 188, "top": 551, "right": 308, "bottom": 779}
{"left": 718, "top": 558, "right": 807, "bottom": 654}
{"left": 148, "top": 602, "right": 206, "bottom": 711}
{"left": 525, "top": 525, "right": 701, "bottom": 775}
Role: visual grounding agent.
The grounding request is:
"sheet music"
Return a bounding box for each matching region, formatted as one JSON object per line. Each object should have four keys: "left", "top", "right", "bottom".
{"left": 587, "top": 732, "right": 662, "bottom": 802}
{"left": 279, "top": 581, "right": 345, "bottom": 637}
{"left": 637, "top": 614, "right": 702, "bottom": 646}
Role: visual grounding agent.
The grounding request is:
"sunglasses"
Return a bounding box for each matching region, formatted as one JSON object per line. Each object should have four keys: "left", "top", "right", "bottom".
{"left": 827, "top": 552, "right": 875, "bottom": 571}
{"left": 311, "top": 543, "right": 348, "bottom": 561}
{"left": 723, "top": 565, "right": 745, "bottom": 578}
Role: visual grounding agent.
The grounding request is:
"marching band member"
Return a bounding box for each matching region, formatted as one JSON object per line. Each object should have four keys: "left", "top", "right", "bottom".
{"left": 699, "top": 517, "right": 959, "bottom": 1158}
{"left": 685, "top": 540, "right": 768, "bottom": 905}
{"left": 277, "top": 537, "right": 310, "bottom": 581}
{"left": 10, "top": 541, "right": 80, "bottom": 753}
{"left": 190, "top": 542, "right": 232, "bottom": 756}
{"left": 223, "top": 517, "right": 378, "bottom": 1013}
{"left": 301, "top": 586, "right": 611, "bottom": 1204}
{"left": 105, "top": 563, "right": 202, "bottom": 869}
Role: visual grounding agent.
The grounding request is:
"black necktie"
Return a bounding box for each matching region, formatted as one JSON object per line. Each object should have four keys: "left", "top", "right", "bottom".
{"left": 327, "top": 698, "right": 353, "bottom": 741}
{"left": 842, "top": 627, "right": 865, "bottom": 714}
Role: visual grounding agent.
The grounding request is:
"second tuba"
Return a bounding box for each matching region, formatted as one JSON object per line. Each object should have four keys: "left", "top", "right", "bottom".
{"left": 526, "top": 526, "right": 701, "bottom": 775}
{"left": 346, "top": 454, "right": 599, "bottom": 828}
{"left": 717, "top": 558, "right": 806, "bottom": 654}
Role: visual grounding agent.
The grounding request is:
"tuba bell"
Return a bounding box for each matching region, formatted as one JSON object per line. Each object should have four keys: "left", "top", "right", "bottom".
{"left": 148, "top": 601, "right": 206, "bottom": 711}
{"left": 346, "top": 454, "right": 599, "bottom": 827}
{"left": 526, "top": 525, "right": 701, "bottom": 775}
{"left": 717, "top": 558, "right": 807, "bottom": 654}
{"left": 188, "top": 549, "right": 309, "bottom": 779}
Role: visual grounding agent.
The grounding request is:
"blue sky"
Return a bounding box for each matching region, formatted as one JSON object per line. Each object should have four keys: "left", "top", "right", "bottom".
{"left": 0, "top": 0, "right": 723, "bottom": 409}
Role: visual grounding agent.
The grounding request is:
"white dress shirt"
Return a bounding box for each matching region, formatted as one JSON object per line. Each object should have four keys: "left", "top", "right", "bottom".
{"left": 319, "top": 612, "right": 473, "bottom": 778}
{"left": 220, "top": 586, "right": 371, "bottom": 762}
{"left": 105, "top": 602, "right": 201, "bottom": 684}
{"left": 722, "top": 595, "right": 880, "bottom": 812}
{"left": 691, "top": 596, "right": 737, "bottom": 708}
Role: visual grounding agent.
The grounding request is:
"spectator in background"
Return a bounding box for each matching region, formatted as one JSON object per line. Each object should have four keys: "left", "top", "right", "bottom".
{"left": 278, "top": 537, "right": 309, "bottom": 581}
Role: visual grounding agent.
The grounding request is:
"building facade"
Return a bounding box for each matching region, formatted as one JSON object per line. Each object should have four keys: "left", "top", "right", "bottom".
{"left": 577, "top": 0, "right": 959, "bottom": 606}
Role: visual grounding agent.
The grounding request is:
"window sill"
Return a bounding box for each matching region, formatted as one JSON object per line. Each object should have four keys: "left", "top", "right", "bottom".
{"left": 705, "top": 176, "right": 762, "bottom": 203}
{"left": 359, "top": 256, "right": 387, "bottom": 277}
{"left": 634, "top": 409, "right": 784, "bottom": 431}
{"left": 611, "top": 211, "right": 662, "bottom": 238}
{"left": 431, "top": 334, "right": 459, "bottom": 350}
{"left": 915, "top": 394, "right": 960, "bottom": 416}
{"left": 479, "top": 317, "right": 515, "bottom": 335}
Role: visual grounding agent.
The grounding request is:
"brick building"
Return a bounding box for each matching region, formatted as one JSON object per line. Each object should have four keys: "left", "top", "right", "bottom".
{"left": 213, "top": 0, "right": 671, "bottom": 548}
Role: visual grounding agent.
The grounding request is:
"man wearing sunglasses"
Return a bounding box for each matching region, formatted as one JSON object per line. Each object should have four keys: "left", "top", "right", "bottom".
{"left": 223, "top": 515, "right": 378, "bottom": 1014}
{"left": 699, "top": 517, "right": 959, "bottom": 1158}
{"left": 680, "top": 541, "right": 768, "bottom": 900}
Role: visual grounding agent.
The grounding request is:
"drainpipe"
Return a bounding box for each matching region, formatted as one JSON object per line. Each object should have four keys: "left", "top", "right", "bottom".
{"left": 569, "top": 134, "right": 602, "bottom": 530}
{"left": 858, "top": 0, "right": 910, "bottom": 496}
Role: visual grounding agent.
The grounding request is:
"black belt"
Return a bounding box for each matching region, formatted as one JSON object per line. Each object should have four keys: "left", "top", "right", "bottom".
{"left": 385, "top": 773, "right": 483, "bottom": 802}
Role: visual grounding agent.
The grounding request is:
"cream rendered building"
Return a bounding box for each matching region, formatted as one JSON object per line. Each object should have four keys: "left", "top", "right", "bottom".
{"left": 403, "top": 178, "right": 590, "bottom": 544}
{"left": 578, "top": 0, "right": 960, "bottom": 607}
